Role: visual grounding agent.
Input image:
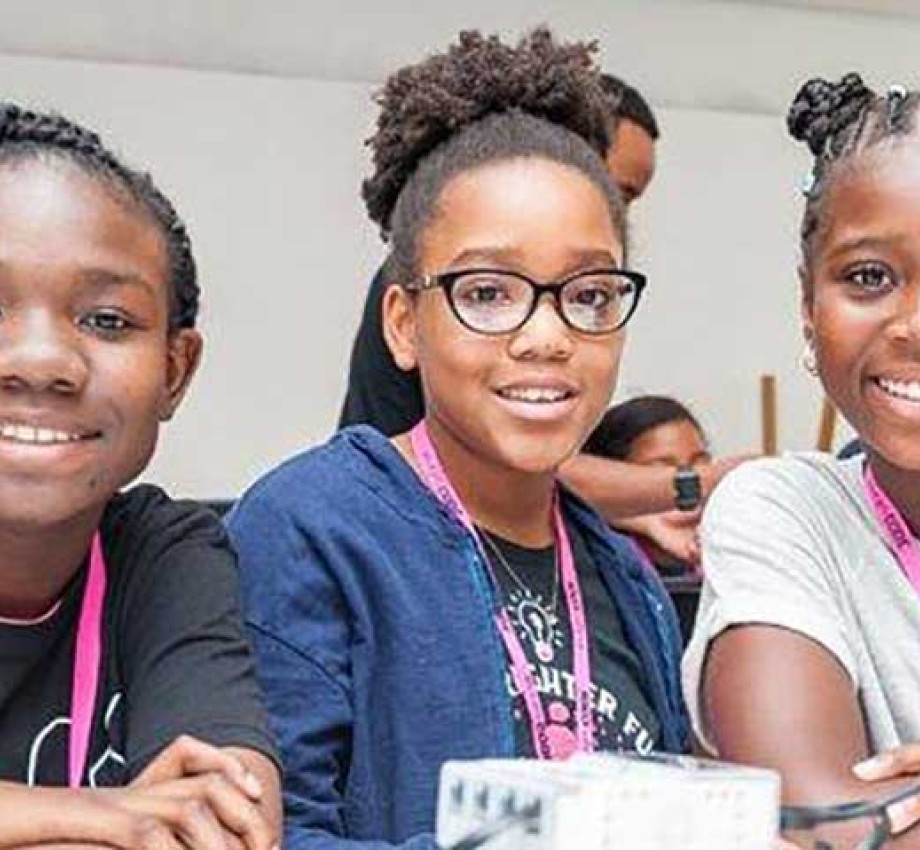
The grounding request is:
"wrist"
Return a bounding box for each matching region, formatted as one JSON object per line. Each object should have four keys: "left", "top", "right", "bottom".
{"left": 673, "top": 465, "right": 702, "bottom": 512}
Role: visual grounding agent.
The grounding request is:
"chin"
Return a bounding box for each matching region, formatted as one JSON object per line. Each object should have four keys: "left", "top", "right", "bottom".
{"left": 498, "top": 437, "right": 581, "bottom": 476}
{"left": 0, "top": 481, "right": 108, "bottom": 531}
{"left": 866, "top": 434, "right": 920, "bottom": 474}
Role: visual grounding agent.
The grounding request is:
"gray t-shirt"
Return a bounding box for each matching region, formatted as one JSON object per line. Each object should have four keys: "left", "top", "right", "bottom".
{"left": 683, "top": 452, "right": 920, "bottom": 753}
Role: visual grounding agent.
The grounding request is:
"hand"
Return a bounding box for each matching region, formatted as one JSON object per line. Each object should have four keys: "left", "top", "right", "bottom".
{"left": 853, "top": 745, "right": 920, "bottom": 834}
{"left": 107, "top": 774, "right": 269, "bottom": 850}
{"left": 617, "top": 509, "right": 701, "bottom": 567}
{"left": 124, "top": 736, "right": 273, "bottom": 850}
{"left": 134, "top": 735, "right": 263, "bottom": 800}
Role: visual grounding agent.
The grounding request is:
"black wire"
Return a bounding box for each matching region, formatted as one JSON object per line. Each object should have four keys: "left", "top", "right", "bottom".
{"left": 781, "top": 778, "right": 920, "bottom": 830}
{"left": 441, "top": 804, "right": 541, "bottom": 850}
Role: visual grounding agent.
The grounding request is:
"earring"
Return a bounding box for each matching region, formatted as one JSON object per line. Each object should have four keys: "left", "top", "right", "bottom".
{"left": 801, "top": 341, "right": 818, "bottom": 376}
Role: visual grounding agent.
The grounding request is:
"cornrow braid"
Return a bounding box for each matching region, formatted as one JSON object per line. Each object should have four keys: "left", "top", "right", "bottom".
{"left": 362, "top": 27, "right": 623, "bottom": 282}
{"left": 787, "top": 73, "right": 920, "bottom": 286}
{"left": 0, "top": 103, "right": 198, "bottom": 329}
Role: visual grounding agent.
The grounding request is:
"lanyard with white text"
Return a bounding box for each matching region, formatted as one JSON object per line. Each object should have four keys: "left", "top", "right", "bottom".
{"left": 864, "top": 464, "right": 920, "bottom": 594}
{"left": 409, "top": 421, "right": 595, "bottom": 757}
{"left": 69, "top": 532, "right": 107, "bottom": 787}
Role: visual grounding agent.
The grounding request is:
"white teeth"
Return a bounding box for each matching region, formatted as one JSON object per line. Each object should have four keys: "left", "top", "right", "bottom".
{"left": 0, "top": 423, "right": 83, "bottom": 444}
{"left": 878, "top": 377, "right": 920, "bottom": 402}
{"left": 500, "top": 387, "right": 571, "bottom": 403}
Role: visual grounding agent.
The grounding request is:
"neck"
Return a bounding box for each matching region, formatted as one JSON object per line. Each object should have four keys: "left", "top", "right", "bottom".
{"left": 0, "top": 510, "right": 102, "bottom": 620}
{"left": 398, "top": 416, "right": 558, "bottom": 548}
{"left": 866, "top": 449, "right": 920, "bottom": 536}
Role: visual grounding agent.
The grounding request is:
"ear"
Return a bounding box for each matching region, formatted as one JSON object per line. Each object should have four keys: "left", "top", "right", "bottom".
{"left": 799, "top": 264, "right": 815, "bottom": 344}
{"left": 158, "top": 329, "right": 203, "bottom": 422}
{"left": 382, "top": 283, "right": 419, "bottom": 372}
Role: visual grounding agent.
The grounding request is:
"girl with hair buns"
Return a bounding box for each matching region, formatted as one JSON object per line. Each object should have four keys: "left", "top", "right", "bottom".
{"left": 229, "top": 27, "right": 688, "bottom": 850}
{"left": 0, "top": 104, "right": 280, "bottom": 848}
{"left": 684, "top": 73, "right": 920, "bottom": 842}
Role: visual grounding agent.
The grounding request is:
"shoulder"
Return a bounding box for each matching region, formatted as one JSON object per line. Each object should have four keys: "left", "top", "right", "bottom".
{"left": 705, "top": 451, "right": 864, "bottom": 530}
{"left": 232, "top": 425, "right": 413, "bottom": 516}
{"left": 101, "top": 485, "right": 242, "bottom": 634}
{"left": 103, "top": 483, "right": 231, "bottom": 563}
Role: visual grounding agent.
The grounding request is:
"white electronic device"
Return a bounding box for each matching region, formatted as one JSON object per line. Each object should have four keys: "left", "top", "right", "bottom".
{"left": 435, "top": 752, "right": 780, "bottom": 850}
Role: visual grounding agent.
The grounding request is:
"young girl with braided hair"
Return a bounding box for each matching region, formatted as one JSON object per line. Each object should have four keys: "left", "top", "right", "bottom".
{"left": 0, "top": 104, "right": 280, "bottom": 849}
{"left": 684, "top": 73, "right": 920, "bottom": 842}
{"left": 229, "top": 27, "right": 688, "bottom": 850}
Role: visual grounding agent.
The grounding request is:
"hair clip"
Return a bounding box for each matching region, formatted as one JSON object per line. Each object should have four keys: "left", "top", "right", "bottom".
{"left": 799, "top": 169, "right": 816, "bottom": 197}
{"left": 886, "top": 84, "right": 909, "bottom": 131}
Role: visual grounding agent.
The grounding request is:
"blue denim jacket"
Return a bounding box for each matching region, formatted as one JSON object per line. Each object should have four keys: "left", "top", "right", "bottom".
{"left": 228, "top": 427, "right": 689, "bottom": 850}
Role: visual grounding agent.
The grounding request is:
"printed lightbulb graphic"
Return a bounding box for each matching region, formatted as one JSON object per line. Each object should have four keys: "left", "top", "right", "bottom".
{"left": 519, "top": 600, "right": 554, "bottom": 662}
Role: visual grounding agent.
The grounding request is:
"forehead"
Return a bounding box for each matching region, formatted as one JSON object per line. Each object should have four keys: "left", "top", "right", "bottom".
{"left": 817, "top": 141, "right": 920, "bottom": 248}
{"left": 422, "top": 157, "right": 623, "bottom": 270}
{"left": 627, "top": 419, "right": 706, "bottom": 461}
{"left": 0, "top": 158, "right": 168, "bottom": 287}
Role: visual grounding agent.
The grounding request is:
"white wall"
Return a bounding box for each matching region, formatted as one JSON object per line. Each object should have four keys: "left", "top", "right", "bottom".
{"left": 0, "top": 4, "right": 888, "bottom": 495}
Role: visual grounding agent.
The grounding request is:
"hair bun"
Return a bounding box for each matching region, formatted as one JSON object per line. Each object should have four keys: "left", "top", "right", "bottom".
{"left": 363, "top": 26, "right": 609, "bottom": 232}
{"left": 787, "top": 72, "right": 873, "bottom": 156}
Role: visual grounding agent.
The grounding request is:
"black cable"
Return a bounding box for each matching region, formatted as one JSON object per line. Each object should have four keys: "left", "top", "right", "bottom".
{"left": 441, "top": 803, "right": 541, "bottom": 850}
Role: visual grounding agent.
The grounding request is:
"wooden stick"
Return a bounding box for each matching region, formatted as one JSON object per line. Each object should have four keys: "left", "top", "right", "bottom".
{"left": 761, "top": 374, "right": 778, "bottom": 456}
{"left": 816, "top": 396, "right": 837, "bottom": 453}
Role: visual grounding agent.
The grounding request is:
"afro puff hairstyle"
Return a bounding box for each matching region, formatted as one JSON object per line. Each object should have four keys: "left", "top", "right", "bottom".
{"left": 361, "top": 27, "right": 625, "bottom": 281}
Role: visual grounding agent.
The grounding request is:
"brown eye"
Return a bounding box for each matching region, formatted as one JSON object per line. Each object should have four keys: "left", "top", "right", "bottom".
{"left": 453, "top": 275, "right": 517, "bottom": 307}
{"left": 845, "top": 263, "right": 895, "bottom": 294}
{"left": 80, "top": 309, "right": 133, "bottom": 336}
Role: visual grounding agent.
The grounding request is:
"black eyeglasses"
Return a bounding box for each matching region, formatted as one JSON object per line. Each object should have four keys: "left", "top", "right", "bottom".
{"left": 404, "top": 267, "right": 647, "bottom": 336}
{"left": 780, "top": 779, "right": 920, "bottom": 850}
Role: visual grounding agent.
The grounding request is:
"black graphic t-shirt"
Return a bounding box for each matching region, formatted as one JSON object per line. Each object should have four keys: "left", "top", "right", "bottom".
{"left": 0, "top": 485, "right": 276, "bottom": 786}
{"left": 483, "top": 523, "right": 660, "bottom": 758}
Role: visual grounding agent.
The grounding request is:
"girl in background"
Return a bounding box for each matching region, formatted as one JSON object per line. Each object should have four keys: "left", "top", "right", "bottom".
{"left": 583, "top": 395, "right": 711, "bottom": 575}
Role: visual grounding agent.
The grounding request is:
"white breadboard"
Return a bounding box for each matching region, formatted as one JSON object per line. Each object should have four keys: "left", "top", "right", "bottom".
{"left": 436, "top": 753, "right": 780, "bottom": 850}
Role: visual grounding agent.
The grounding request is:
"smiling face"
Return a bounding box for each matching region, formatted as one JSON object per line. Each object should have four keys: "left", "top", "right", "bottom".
{"left": 0, "top": 159, "right": 201, "bottom": 530}
{"left": 804, "top": 142, "right": 920, "bottom": 472}
{"left": 386, "top": 156, "right": 625, "bottom": 481}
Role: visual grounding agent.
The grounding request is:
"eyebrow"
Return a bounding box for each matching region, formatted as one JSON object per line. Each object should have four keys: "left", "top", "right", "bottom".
{"left": 447, "top": 246, "right": 621, "bottom": 269}
{"left": 75, "top": 268, "right": 159, "bottom": 296}
{"left": 822, "top": 233, "right": 908, "bottom": 261}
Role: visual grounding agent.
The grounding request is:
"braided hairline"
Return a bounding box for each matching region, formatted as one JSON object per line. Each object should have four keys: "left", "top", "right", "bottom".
{"left": 793, "top": 79, "right": 920, "bottom": 276}
{"left": 0, "top": 104, "right": 198, "bottom": 330}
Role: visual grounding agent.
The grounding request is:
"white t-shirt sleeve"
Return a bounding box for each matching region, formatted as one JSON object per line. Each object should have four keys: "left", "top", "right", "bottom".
{"left": 682, "top": 457, "right": 858, "bottom": 751}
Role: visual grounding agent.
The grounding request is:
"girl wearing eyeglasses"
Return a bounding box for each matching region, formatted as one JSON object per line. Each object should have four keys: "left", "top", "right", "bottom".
{"left": 228, "top": 28, "right": 688, "bottom": 850}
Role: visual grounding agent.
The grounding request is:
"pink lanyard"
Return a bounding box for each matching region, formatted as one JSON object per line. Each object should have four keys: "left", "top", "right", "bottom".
{"left": 68, "top": 532, "right": 107, "bottom": 787}
{"left": 409, "top": 422, "right": 595, "bottom": 757}
{"left": 864, "top": 464, "right": 920, "bottom": 593}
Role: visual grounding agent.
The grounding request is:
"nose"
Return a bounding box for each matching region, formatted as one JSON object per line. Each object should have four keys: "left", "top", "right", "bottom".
{"left": 0, "top": 312, "right": 88, "bottom": 395}
{"left": 507, "top": 292, "right": 574, "bottom": 361}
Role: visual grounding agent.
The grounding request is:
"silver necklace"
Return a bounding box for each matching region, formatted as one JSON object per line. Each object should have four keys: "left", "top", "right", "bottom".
{"left": 480, "top": 529, "right": 560, "bottom": 613}
{"left": 480, "top": 529, "right": 561, "bottom": 664}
